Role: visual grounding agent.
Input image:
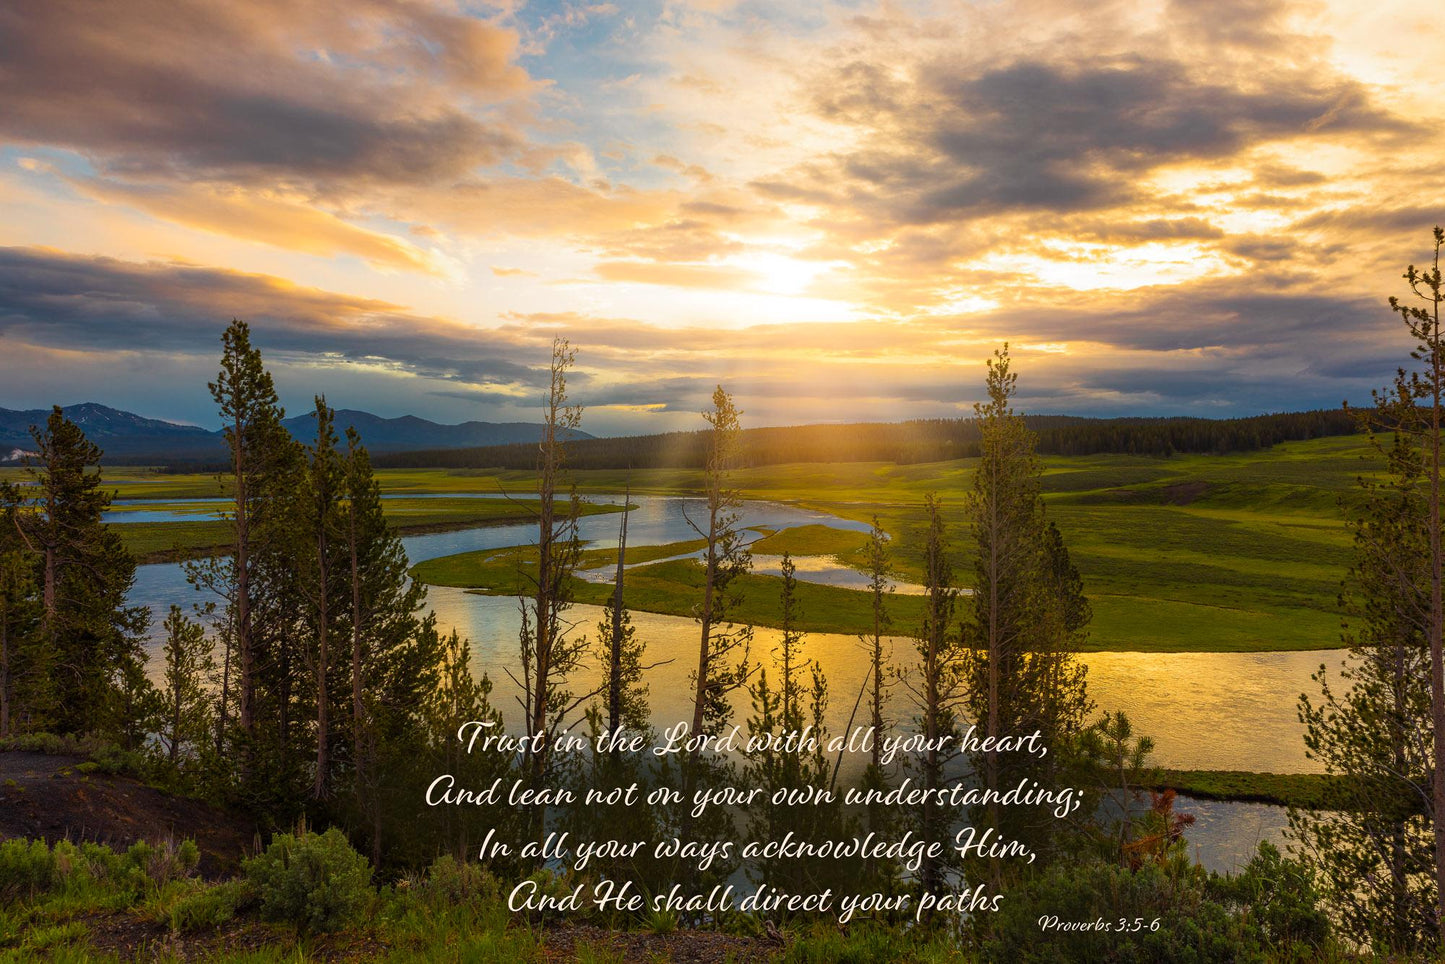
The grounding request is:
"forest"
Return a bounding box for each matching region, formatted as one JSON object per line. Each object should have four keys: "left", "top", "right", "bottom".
{"left": 374, "top": 409, "right": 1360, "bottom": 472}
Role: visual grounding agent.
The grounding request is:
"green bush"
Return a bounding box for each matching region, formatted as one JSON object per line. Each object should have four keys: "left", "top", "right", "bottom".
{"left": 420, "top": 854, "right": 500, "bottom": 905}
{"left": 983, "top": 858, "right": 1262, "bottom": 963}
{"left": 164, "top": 880, "right": 253, "bottom": 933}
{"left": 1209, "top": 842, "right": 1331, "bottom": 960}
{"left": 0, "top": 839, "right": 56, "bottom": 900}
{"left": 243, "top": 828, "right": 373, "bottom": 934}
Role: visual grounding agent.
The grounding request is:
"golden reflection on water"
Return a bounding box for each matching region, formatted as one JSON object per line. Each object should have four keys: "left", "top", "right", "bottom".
{"left": 428, "top": 589, "right": 1345, "bottom": 775}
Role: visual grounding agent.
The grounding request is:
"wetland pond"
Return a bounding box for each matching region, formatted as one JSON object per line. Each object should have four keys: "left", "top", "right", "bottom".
{"left": 123, "top": 494, "right": 1331, "bottom": 872}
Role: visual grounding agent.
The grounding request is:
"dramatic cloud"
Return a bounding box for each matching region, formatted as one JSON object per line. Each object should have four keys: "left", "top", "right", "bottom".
{"left": 0, "top": 1, "right": 531, "bottom": 186}
{"left": 1, "top": 0, "right": 1441, "bottom": 429}
{"left": 0, "top": 247, "right": 540, "bottom": 389}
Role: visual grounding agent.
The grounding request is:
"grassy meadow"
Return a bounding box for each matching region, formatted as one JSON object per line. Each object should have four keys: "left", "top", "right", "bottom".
{"left": 100, "top": 498, "right": 623, "bottom": 564}
{"left": 9, "top": 433, "right": 1374, "bottom": 652}
{"left": 406, "top": 435, "right": 1369, "bottom": 653}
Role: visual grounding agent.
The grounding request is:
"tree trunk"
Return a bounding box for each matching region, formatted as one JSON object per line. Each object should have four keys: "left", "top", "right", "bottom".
{"left": 690, "top": 505, "right": 719, "bottom": 745}
{"left": 314, "top": 523, "right": 331, "bottom": 799}
{"left": 608, "top": 491, "right": 629, "bottom": 747}
{"left": 216, "top": 617, "right": 231, "bottom": 755}
{"left": 1430, "top": 290, "right": 1445, "bottom": 945}
{"left": 233, "top": 413, "right": 254, "bottom": 740}
{"left": 0, "top": 613, "right": 10, "bottom": 738}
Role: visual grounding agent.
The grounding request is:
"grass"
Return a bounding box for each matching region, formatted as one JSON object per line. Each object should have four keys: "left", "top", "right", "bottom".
{"left": 750, "top": 524, "right": 871, "bottom": 560}
{"left": 0, "top": 836, "right": 991, "bottom": 963}
{"left": 1156, "top": 770, "right": 1357, "bottom": 811}
{"left": 411, "top": 538, "right": 909, "bottom": 636}
{"left": 114, "top": 499, "right": 622, "bottom": 564}
{"left": 407, "top": 435, "right": 1370, "bottom": 650}
{"left": 74, "top": 433, "right": 1384, "bottom": 650}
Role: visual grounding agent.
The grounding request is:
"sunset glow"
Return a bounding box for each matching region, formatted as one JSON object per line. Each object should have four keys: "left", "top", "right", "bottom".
{"left": 1, "top": 0, "right": 1441, "bottom": 432}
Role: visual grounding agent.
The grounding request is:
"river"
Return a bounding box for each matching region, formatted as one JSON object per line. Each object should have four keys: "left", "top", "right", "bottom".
{"left": 122, "top": 494, "right": 1326, "bottom": 872}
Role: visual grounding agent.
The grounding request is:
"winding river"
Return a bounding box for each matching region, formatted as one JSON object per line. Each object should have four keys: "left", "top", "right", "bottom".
{"left": 122, "top": 494, "right": 1327, "bottom": 872}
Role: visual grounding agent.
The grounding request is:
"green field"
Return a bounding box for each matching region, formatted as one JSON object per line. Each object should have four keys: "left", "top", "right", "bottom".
{"left": 107, "top": 498, "right": 622, "bottom": 563}
{"left": 9, "top": 435, "right": 1375, "bottom": 651}
{"left": 1156, "top": 770, "right": 1356, "bottom": 811}
{"left": 398, "top": 435, "right": 1372, "bottom": 653}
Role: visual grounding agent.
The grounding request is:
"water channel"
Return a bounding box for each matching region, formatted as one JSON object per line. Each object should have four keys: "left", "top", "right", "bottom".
{"left": 121, "top": 494, "right": 1332, "bottom": 872}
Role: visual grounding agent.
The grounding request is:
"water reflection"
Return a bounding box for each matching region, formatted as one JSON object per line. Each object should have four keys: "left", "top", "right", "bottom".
{"left": 127, "top": 496, "right": 1340, "bottom": 776}
{"left": 123, "top": 491, "right": 1333, "bottom": 876}
{"left": 1178, "top": 796, "right": 1289, "bottom": 874}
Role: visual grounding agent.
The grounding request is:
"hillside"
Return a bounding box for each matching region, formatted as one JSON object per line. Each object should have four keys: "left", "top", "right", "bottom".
{"left": 0, "top": 403, "right": 591, "bottom": 463}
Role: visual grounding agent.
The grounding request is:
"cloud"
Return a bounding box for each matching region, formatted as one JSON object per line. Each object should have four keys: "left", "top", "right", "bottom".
{"left": 592, "top": 260, "right": 756, "bottom": 289}
{"left": 796, "top": 54, "right": 1406, "bottom": 227}
{"left": 0, "top": 246, "right": 541, "bottom": 389}
{"left": 63, "top": 176, "right": 440, "bottom": 272}
{"left": 2, "top": 0, "right": 1443, "bottom": 430}
{"left": 0, "top": 1, "right": 533, "bottom": 188}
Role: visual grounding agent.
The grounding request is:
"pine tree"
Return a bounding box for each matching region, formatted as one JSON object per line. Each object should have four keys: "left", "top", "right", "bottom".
{"left": 742, "top": 552, "right": 836, "bottom": 895}
{"left": 298, "top": 396, "right": 346, "bottom": 800}
{"left": 680, "top": 385, "right": 754, "bottom": 846}
{"left": 599, "top": 488, "right": 648, "bottom": 747}
{"left": 337, "top": 426, "right": 442, "bottom": 866}
{"left": 0, "top": 484, "right": 42, "bottom": 736}
{"left": 1383, "top": 226, "right": 1445, "bottom": 943}
{"left": 854, "top": 516, "right": 901, "bottom": 893}
{"left": 514, "top": 337, "right": 591, "bottom": 848}
{"left": 159, "top": 605, "right": 215, "bottom": 769}
{"left": 901, "top": 494, "right": 964, "bottom": 898}
{"left": 1293, "top": 329, "right": 1438, "bottom": 953}
{"left": 11, "top": 407, "right": 151, "bottom": 739}
{"left": 963, "top": 345, "right": 1090, "bottom": 873}
{"left": 687, "top": 386, "right": 754, "bottom": 740}
{"left": 207, "top": 319, "right": 293, "bottom": 747}
{"left": 420, "top": 631, "right": 517, "bottom": 869}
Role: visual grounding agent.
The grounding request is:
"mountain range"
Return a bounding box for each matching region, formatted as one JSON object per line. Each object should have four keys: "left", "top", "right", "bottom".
{"left": 0, "top": 403, "right": 591, "bottom": 463}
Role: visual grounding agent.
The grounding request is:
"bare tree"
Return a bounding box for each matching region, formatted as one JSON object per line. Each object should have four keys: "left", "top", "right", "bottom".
{"left": 509, "top": 338, "right": 596, "bottom": 846}
{"left": 686, "top": 387, "right": 754, "bottom": 744}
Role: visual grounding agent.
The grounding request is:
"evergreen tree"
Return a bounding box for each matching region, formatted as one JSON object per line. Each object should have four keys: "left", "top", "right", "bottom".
{"left": 901, "top": 494, "right": 965, "bottom": 898}
{"left": 680, "top": 385, "right": 754, "bottom": 845}
{"left": 742, "top": 552, "right": 837, "bottom": 897}
{"left": 11, "top": 407, "right": 151, "bottom": 739}
{"left": 854, "top": 516, "right": 901, "bottom": 893}
{"left": 963, "top": 345, "right": 1091, "bottom": 874}
{"left": 419, "top": 631, "right": 518, "bottom": 870}
{"left": 567, "top": 488, "right": 673, "bottom": 896}
{"left": 159, "top": 604, "right": 215, "bottom": 769}
{"left": 0, "top": 484, "right": 42, "bottom": 736}
{"left": 688, "top": 385, "right": 754, "bottom": 739}
{"left": 337, "top": 426, "right": 444, "bottom": 866}
{"left": 207, "top": 319, "right": 293, "bottom": 749}
{"left": 1293, "top": 352, "right": 1437, "bottom": 953}
{"left": 599, "top": 488, "right": 648, "bottom": 746}
{"left": 513, "top": 337, "right": 591, "bottom": 848}
{"left": 297, "top": 396, "right": 346, "bottom": 800}
{"left": 1382, "top": 226, "right": 1445, "bottom": 942}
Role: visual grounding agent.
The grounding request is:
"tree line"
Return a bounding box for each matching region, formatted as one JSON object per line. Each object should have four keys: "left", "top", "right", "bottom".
{"left": 374, "top": 409, "right": 1359, "bottom": 472}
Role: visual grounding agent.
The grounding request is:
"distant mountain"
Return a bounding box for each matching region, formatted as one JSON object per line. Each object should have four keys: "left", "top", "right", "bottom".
{"left": 280, "top": 409, "right": 592, "bottom": 452}
{"left": 0, "top": 403, "right": 591, "bottom": 464}
{"left": 0, "top": 403, "right": 222, "bottom": 461}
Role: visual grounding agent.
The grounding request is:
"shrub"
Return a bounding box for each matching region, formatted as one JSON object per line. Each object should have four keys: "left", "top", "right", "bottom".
{"left": 982, "top": 858, "right": 1263, "bottom": 963}
{"left": 138, "top": 838, "right": 200, "bottom": 888}
{"left": 1209, "top": 842, "right": 1331, "bottom": 960}
{"left": 422, "top": 854, "right": 500, "bottom": 905}
{"left": 165, "top": 880, "right": 253, "bottom": 933}
{"left": 243, "top": 828, "right": 373, "bottom": 934}
{"left": 0, "top": 839, "right": 55, "bottom": 900}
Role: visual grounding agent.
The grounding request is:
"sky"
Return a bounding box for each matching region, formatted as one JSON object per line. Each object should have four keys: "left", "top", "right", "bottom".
{"left": 0, "top": 0, "right": 1441, "bottom": 435}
